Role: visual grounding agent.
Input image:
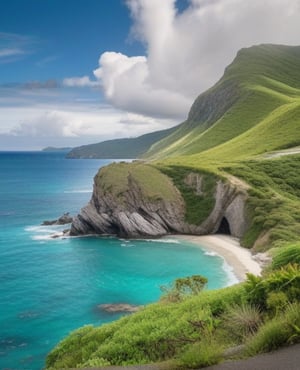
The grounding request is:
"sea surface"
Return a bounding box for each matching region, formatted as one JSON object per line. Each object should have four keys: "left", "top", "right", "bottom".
{"left": 0, "top": 151, "right": 237, "bottom": 370}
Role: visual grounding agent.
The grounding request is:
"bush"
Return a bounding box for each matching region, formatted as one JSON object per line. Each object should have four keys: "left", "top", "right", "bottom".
{"left": 177, "top": 339, "right": 223, "bottom": 369}
{"left": 266, "top": 292, "right": 288, "bottom": 315}
{"left": 246, "top": 302, "right": 300, "bottom": 355}
{"left": 246, "top": 317, "right": 290, "bottom": 355}
{"left": 271, "top": 244, "right": 300, "bottom": 270}
{"left": 222, "top": 303, "right": 262, "bottom": 340}
{"left": 244, "top": 264, "right": 300, "bottom": 309}
{"left": 160, "top": 275, "right": 208, "bottom": 303}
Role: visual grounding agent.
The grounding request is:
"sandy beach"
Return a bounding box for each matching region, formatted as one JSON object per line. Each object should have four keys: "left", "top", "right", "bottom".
{"left": 173, "top": 234, "right": 263, "bottom": 282}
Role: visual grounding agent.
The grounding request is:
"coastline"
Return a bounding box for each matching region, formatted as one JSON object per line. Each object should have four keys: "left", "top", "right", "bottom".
{"left": 173, "top": 234, "right": 263, "bottom": 282}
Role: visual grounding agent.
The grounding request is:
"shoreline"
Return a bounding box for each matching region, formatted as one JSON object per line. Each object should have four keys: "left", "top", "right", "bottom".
{"left": 172, "top": 234, "right": 263, "bottom": 282}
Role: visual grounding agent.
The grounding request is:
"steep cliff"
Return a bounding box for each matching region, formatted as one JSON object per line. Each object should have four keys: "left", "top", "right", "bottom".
{"left": 71, "top": 162, "right": 249, "bottom": 238}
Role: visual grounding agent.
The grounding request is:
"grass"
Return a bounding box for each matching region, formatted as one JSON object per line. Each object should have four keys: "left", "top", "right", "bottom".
{"left": 46, "top": 266, "right": 300, "bottom": 369}
{"left": 146, "top": 45, "right": 300, "bottom": 160}
{"left": 271, "top": 244, "right": 300, "bottom": 269}
{"left": 246, "top": 302, "right": 300, "bottom": 355}
{"left": 96, "top": 162, "right": 181, "bottom": 203}
{"left": 158, "top": 166, "right": 217, "bottom": 225}
{"left": 222, "top": 156, "right": 300, "bottom": 249}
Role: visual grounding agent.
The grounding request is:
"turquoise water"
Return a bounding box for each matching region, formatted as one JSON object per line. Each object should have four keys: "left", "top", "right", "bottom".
{"left": 0, "top": 152, "right": 236, "bottom": 370}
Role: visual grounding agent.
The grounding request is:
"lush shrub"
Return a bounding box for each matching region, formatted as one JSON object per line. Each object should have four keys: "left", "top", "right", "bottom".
{"left": 177, "top": 336, "right": 224, "bottom": 369}
{"left": 266, "top": 292, "right": 289, "bottom": 315}
{"left": 177, "top": 339, "right": 223, "bottom": 369}
{"left": 246, "top": 302, "right": 300, "bottom": 355}
{"left": 222, "top": 303, "right": 262, "bottom": 340}
{"left": 246, "top": 317, "right": 290, "bottom": 355}
{"left": 271, "top": 244, "right": 300, "bottom": 269}
{"left": 244, "top": 264, "right": 300, "bottom": 309}
{"left": 160, "top": 275, "right": 208, "bottom": 303}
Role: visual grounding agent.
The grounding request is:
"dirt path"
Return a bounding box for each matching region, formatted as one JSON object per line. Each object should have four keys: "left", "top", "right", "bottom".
{"left": 263, "top": 146, "right": 300, "bottom": 158}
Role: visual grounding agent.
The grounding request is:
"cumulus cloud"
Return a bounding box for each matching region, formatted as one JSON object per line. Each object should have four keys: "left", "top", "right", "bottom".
{"left": 91, "top": 0, "right": 300, "bottom": 121}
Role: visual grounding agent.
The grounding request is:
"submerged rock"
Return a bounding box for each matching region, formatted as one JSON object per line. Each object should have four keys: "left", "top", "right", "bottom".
{"left": 98, "top": 303, "right": 142, "bottom": 313}
{"left": 42, "top": 213, "right": 73, "bottom": 226}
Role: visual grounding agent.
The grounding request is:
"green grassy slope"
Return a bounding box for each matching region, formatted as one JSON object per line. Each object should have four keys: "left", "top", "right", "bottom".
{"left": 145, "top": 44, "right": 300, "bottom": 159}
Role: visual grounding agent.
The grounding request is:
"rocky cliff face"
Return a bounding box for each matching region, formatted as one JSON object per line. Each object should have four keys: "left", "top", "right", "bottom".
{"left": 71, "top": 163, "right": 249, "bottom": 238}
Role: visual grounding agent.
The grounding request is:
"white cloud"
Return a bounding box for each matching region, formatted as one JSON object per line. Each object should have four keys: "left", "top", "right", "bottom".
{"left": 63, "top": 76, "right": 100, "bottom": 88}
{"left": 0, "top": 99, "right": 175, "bottom": 150}
{"left": 90, "top": 0, "right": 300, "bottom": 121}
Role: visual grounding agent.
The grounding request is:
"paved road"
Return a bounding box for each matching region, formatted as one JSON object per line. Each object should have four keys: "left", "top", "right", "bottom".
{"left": 85, "top": 343, "right": 300, "bottom": 370}
{"left": 201, "top": 343, "right": 300, "bottom": 370}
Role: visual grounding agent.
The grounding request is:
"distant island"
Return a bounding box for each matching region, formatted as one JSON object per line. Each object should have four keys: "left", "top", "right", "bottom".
{"left": 66, "top": 126, "right": 176, "bottom": 159}
{"left": 42, "top": 146, "right": 73, "bottom": 152}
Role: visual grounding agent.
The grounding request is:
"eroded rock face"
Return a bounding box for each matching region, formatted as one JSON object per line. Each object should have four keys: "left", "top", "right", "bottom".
{"left": 71, "top": 163, "right": 186, "bottom": 237}
{"left": 71, "top": 163, "right": 249, "bottom": 238}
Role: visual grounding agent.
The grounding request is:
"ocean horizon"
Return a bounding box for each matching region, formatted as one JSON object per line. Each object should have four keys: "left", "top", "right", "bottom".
{"left": 0, "top": 151, "right": 237, "bottom": 370}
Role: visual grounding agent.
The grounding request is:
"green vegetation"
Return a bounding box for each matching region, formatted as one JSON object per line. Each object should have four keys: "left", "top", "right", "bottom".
{"left": 223, "top": 156, "right": 300, "bottom": 249}
{"left": 96, "top": 162, "right": 181, "bottom": 203}
{"left": 46, "top": 265, "right": 300, "bottom": 369}
{"left": 47, "top": 44, "right": 300, "bottom": 368}
{"left": 159, "top": 166, "right": 217, "bottom": 224}
{"left": 145, "top": 45, "right": 300, "bottom": 160}
{"left": 160, "top": 275, "right": 208, "bottom": 303}
{"left": 271, "top": 244, "right": 300, "bottom": 269}
{"left": 246, "top": 302, "right": 300, "bottom": 355}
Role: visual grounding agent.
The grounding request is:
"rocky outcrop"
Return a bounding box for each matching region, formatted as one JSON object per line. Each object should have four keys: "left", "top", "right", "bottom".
{"left": 70, "top": 163, "right": 249, "bottom": 238}
{"left": 42, "top": 213, "right": 73, "bottom": 226}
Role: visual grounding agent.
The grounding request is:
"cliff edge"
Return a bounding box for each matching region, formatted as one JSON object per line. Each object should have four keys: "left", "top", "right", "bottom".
{"left": 71, "top": 162, "right": 249, "bottom": 238}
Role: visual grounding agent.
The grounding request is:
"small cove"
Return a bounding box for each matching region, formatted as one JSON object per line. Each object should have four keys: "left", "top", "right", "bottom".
{"left": 0, "top": 152, "right": 237, "bottom": 370}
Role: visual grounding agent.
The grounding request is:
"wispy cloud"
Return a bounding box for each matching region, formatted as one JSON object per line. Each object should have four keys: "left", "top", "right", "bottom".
{"left": 63, "top": 76, "right": 100, "bottom": 88}
{"left": 0, "top": 48, "right": 24, "bottom": 58}
{"left": 0, "top": 32, "right": 37, "bottom": 63}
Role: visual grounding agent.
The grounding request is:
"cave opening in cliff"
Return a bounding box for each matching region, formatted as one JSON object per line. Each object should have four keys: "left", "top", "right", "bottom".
{"left": 216, "top": 217, "right": 231, "bottom": 235}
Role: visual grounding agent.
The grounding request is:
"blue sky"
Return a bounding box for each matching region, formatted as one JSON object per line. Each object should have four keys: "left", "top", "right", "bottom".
{"left": 0, "top": 1, "right": 143, "bottom": 83}
{"left": 0, "top": 0, "right": 299, "bottom": 150}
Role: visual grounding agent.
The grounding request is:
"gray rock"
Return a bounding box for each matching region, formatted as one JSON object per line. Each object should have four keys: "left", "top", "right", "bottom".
{"left": 42, "top": 212, "right": 73, "bottom": 226}
{"left": 70, "top": 163, "right": 249, "bottom": 239}
{"left": 98, "top": 303, "right": 143, "bottom": 313}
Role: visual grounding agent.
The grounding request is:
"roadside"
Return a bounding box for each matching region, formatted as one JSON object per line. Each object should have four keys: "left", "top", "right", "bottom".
{"left": 84, "top": 343, "right": 300, "bottom": 370}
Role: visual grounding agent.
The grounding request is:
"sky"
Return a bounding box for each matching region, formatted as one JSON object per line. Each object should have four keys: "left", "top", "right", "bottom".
{"left": 0, "top": 0, "right": 300, "bottom": 150}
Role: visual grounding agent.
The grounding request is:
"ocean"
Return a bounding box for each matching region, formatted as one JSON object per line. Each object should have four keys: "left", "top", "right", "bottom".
{"left": 0, "top": 151, "right": 237, "bottom": 370}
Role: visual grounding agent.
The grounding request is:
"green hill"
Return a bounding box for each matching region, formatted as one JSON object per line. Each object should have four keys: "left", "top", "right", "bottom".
{"left": 66, "top": 126, "right": 176, "bottom": 159}
{"left": 145, "top": 44, "right": 300, "bottom": 160}
{"left": 46, "top": 44, "right": 300, "bottom": 370}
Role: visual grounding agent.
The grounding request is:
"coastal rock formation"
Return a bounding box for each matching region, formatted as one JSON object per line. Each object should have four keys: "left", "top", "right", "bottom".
{"left": 71, "top": 162, "right": 249, "bottom": 238}
{"left": 42, "top": 213, "right": 73, "bottom": 226}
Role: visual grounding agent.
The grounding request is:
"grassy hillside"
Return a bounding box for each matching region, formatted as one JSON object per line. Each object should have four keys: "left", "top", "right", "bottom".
{"left": 66, "top": 126, "right": 176, "bottom": 159}
{"left": 145, "top": 44, "right": 300, "bottom": 159}
{"left": 46, "top": 45, "right": 300, "bottom": 369}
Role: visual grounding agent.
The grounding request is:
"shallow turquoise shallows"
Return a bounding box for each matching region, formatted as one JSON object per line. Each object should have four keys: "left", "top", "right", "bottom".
{"left": 0, "top": 152, "right": 237, "bottom": 370}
